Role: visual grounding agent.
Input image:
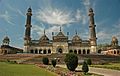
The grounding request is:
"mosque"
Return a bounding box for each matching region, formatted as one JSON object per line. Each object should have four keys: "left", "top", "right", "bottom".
{"left": 23, "top": 7, "right": 97, "bottom": 54}
{"left": 1, "top": 7, "right": 119, "bottom": 56}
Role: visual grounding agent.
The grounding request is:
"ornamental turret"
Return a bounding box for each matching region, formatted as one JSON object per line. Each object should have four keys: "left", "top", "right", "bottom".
{"left": 2, "top": 36, "right": 10, "bottom": 45}
{"left": 88, "top": 8, "right": 97, "bottom": 53}
{"left": 24, "top": 7, "right": 32, "bottom": 52}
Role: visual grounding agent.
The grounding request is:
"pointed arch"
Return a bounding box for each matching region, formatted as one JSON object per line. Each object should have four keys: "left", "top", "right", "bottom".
{"left": 48, "top": 49, "right": 51, "bottom": 54}
{"left": 87, "top": 49, "right": 90, "bottom": 54}
{"left": 83, "top": 49, "right": 86, "bottom": 54}
{"left": 35, "top": 49, "right": 38, "bottom": 54}
{"left": 78, "top": 49, "right": 81, "bottom": 54}
{"left": 43, "top": 49, "right": 47, "bottom": 54}
{"left": 74, "top": 50, "right": 77, "bottom": 54}
{"left": 30, "top": 49, "right": 34, "bottom": 53}
{"left": 69, "top": 50, "right": 73, "bottom": 53}
{"left": 39, "top": 49, "right": 42, "bottom": 54}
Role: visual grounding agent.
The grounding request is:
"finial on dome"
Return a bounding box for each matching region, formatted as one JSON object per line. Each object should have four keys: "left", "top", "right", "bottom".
{"left": 60, "top": 26, "right": 61, "bottom": 32}
{"left": 44, "top": 29, "right": 45, "bottom": 35}
{"left": 75, "top": 30, "right": 77, "bottom": 35}
{"left": 89, "top": 8, "right": 93, "bottom": 12}
{"left": 28, "top": 6, "right": 32, "bottom": 12}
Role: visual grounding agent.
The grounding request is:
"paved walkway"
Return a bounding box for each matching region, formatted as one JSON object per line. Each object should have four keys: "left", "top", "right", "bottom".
{"left": 58, "top": 65, "right": 120, "bottom": 76}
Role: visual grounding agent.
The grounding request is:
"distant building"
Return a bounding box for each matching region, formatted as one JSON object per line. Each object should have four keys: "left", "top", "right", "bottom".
{"left": 23, "top": 7, "right": 97, "bottom": 54}
{"left": 103, "top": 36, "right": 120, "bottom": 55}
{"left": 0, "top": 36, "right": 23, "bottom": 54}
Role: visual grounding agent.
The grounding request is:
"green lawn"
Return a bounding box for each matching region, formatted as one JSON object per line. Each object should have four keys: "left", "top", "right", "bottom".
{"left": 0, "top": 62, "right": 56, "bottom": 76}
{"left": 91, "top": 63, "right": 120, "bottom": 71}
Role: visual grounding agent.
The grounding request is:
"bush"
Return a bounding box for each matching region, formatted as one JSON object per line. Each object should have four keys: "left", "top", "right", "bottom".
{"left": 51, "top": 59, "right": 57, "bottom": 67}
{"left": 82, "top": 61, "right": 89, "bottom": 74}
{"left": 64, "top": 53, "right": 78, "bottom": 71}
{"left": 86, "top": 58, "right": 92, "bottom": 65}
{"left": 42, "top": 57, "right": 49, "bottom": 65}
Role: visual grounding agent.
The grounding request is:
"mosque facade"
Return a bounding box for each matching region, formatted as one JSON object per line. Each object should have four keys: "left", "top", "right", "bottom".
{"left": 24, "top": 7, "right": 97, "bottom": 54}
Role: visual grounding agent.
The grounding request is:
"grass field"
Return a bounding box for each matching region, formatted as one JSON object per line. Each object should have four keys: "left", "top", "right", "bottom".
{"left": 91, "top": 63, "right": 120, "bottom": 71}
{"left": 0, "top": 62, "right": 56, "bottom": 76}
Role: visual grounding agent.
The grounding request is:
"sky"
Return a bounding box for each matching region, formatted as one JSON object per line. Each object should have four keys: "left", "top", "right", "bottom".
{"left": 0, "top": 0, "right": 120, "bottom": 48}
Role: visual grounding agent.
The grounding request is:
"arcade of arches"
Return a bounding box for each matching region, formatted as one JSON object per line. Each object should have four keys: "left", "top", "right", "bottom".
{"left": 69, "top": 49, "right": 90, "bottom": 54}
{"left": 30, "top": 49, "right": 90, "bottom": 54}
{"left": 30, "top": 49, "right": 51, "bottom": 54}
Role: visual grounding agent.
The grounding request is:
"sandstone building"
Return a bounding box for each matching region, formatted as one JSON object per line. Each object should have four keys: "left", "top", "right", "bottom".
{"left": 24, "top": 8, "right": 97, "bottom": 54}
{"left": 0, "top": 36, "right": 23, "bottom": 54}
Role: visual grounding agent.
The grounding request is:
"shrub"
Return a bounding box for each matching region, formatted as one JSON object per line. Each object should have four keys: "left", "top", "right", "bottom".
{"left": 6, "top": 59, "right": 10, "bottom": 62}
{"left": 10, "top": 61, "right": 17, "bottom": 64}
{"left": 51, "top": 59, "right": 57, "bottom": 67}
{"left": 86, "top": 58, "right": 92, "bottom": 65}
{"left": 64, "top": 53, "right": 78, "bottom": 71}
{"left": 82, "top": 61, "right": 89, "bottom": 74}
{"left": 42, "top": 57, "right": 49, "bottom": 65}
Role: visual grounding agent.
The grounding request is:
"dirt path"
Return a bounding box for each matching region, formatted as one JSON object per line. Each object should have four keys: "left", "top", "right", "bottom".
{"left": 58, "top": 65, "right": 120, "bottom": 76}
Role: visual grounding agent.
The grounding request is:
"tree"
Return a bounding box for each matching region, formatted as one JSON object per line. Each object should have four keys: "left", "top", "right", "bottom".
{"left": 51, "top": 59, "right": 57, "bottom": 67}
{"left": 42, "top": 57, "right": 49, "bottom": 65}
{"left": 64, "top": 53, "right": 78, "bottom": 71}
{"left": 82, "top": 61, "right": 89, "bottom": 74}
{"left": 86, "top": 58, "right": 92, "bottom": 65}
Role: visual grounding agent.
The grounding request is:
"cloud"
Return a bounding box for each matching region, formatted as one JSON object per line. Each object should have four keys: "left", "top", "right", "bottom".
{"left": 0, "top": 11, "right": 14, "bottom": 25}
{"left": 97, "top": 31, "right": 110, "bottom": 40}
{"left": 35, "top": 6, "right": 75, "bottom": 26}
{"left": 32, "top": 23, "right": 44, "bottom": 36}
{"left": 7, "top": 4, "right": 25, "bottom": 17}
{"left": 114, "top": 19, "right": 120, "bottom": 29}
{"left": 16, "top": 9, "right": 25, "bottom": 17}
{"left": 75, "top": 9, "right": 88, "bottom": 25}
{"left": 83, "top": 0, "right": 90, "bottom": 8}
{"left": 75, "top": 0, "right": 91, "bottom": 25}
{"left": 32, "top": 23, "right": 61, "bottom": 39}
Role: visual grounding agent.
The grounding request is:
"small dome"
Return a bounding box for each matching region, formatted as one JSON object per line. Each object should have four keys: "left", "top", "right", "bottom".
{"left": 39, "top": 35, "right": 49, "bottom": 41}
{"left": 28, "top": 7, "right": 32, "bottom": 12}
{"left": 72, "top": 35, "right": 81, "bottom": 42}
{"left": 3, "top": 36, "right": 10, "bottom": 41}
{"left": 112, "top": 36, "right": 118, "bottom": 42}
{"left": 89, "top": 8, "right": 93, "bottom": 12}
{"left": 57, "top": 32, "right": 65, "bottom": 37}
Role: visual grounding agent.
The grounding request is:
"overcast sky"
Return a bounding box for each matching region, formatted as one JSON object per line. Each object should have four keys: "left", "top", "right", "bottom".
{"left": 0, "top": 0, "right": 120, "bottom": 48}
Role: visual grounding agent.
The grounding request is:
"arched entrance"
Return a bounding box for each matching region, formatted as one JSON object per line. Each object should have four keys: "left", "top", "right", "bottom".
{"left": 43, "top": 50, "right": 47, "bottom": 54}
{"left": 74, "top": 50, "right": 77, "bottom": 54}
{"left": 83, "top": 49, "right": 86, "bottom": 54}
{"left": 98, "top": 49, "right": 102, "bottom": 53}
{"left": 56, "top": 46, "right": 63, "bottom": 54}
{"left": 114, "top": 50, "right": 116, "bottom": 54}
{"left": 87, "top": 49, "right": 90, "bottom": 54}
{"left": 39, "top": 49, "right": 42, "bottom": 54}
{"left": 117, "top": 51, "right": 119, "bottom": 54}
{"left": 69, "top": 50, "right": 73, "bottom": 53}
{"left": 30, "top": 50, "right": 34, "bottom": 53}
{"left": 35, "top": 49, "right": 38, "bottom": 54}
{"left": 58, "top": 48, "right": 62, "bottom": 53}
{"left": 48, "top": 49, "right": 51, "bottom": 54}
{"left": 4, "top": 50, "right": 7, "bottom": 54}
{"left": 78, "top": 50, "right": 81, "bottom": 54}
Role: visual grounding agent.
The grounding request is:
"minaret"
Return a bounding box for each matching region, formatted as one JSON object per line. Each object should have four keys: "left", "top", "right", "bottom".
{"left": 88, "top": 8, "right": 97, "bottom": 53}
{"left": 24, "top": 7, "right": 32, "bottom": 53}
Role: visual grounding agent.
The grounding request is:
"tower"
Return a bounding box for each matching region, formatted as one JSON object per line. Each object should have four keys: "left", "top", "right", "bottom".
{"left": 2, "top": 36, "right": 10, "bottom": 46}
{"left": 88, "top": 8, "right": 97, "bottom": 53}
{"left": 24, "top": 7, "right": 32, "bottom": 53}
{"left": 111, "top": 36, "right": 118, "bottom": 47}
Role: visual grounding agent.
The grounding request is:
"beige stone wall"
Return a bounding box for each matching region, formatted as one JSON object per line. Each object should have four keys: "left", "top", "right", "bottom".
{"left": 69, "top": 46, "right": 91, "bottom": 54}
{"left": 29, "top": 46, "right": 52, "bottom": 54}
{"left": 52, "top": 42, "right": 68, "bottom": 53}
{"left": 90, "top": 46, "right": 97, "bottom": 53}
